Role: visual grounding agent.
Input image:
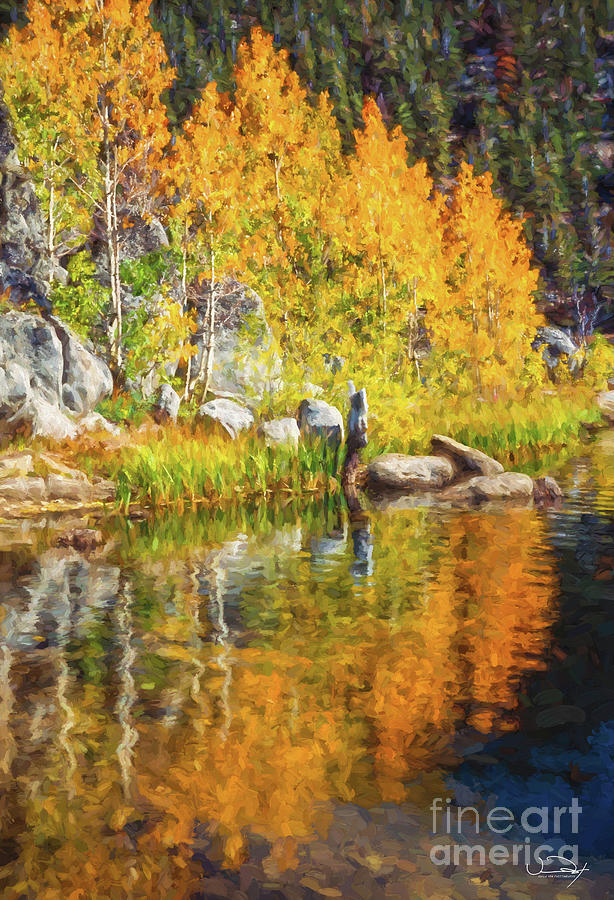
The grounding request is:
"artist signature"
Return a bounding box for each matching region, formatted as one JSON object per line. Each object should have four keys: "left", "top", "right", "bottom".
{"left": 526, "top": 854, "right": 589, "bottom": 888}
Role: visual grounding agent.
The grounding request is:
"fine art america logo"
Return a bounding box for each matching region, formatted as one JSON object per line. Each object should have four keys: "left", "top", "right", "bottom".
{"left": 429, "top": 797, "right": 589, "bottom": 887}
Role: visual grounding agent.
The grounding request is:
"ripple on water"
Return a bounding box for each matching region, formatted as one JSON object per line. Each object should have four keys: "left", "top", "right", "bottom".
{"left": 0, "top": 439, "right": 613, "bottom": 895}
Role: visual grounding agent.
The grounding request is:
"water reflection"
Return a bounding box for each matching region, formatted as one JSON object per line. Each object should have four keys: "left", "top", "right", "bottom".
{"left": 0, "top": 487, "right": 565, "bottom": 896}
{"left": 450, "top": 431, "right": 614, "bottom": 861}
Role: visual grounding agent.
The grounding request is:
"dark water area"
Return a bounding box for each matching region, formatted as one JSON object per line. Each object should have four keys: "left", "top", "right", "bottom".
{"left": 1, "top": 435, "right": 614, "bottom": 897}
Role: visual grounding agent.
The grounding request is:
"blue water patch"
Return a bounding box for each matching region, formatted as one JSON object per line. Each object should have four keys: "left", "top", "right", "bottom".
{"left": 450, "top": 719, "right": 614, "bottom": 857}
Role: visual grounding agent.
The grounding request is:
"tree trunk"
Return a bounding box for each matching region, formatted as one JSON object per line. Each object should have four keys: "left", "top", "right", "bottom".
{"left": 202, "top": 235, "right": 216, "bottom": 401}
{"left": 189, "top": 229, "right": 216, "bottom": 401}
{"left": 407, "top": 275, "right": 421, "bottom": 379}
{"left": 98, "top": 5, "right": 122, "bottom": 376}
{"left": 103, "top": 117, "right": 122, "bottom": 375}
{"left": 181, "top": 226, "right": 192, "bottom": 401}
{"left": 47, "top": 177, "right": 55, "bottom": 264}
{"left": 470, "top": 294, "right": 482, "bottom": 395}
{"left": 111, "top": 148, "right": 122, "bottom": 370}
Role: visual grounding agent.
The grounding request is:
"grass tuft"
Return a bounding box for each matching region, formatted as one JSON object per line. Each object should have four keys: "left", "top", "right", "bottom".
{"left": 111, "top": 430, "right": 340, "bottom": 510}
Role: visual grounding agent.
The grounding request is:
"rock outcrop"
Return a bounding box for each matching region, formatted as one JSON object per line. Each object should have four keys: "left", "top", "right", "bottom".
{"left": 191, "top": 279, "right": 280, "bottom": 401}
{"left": 0, "top": 84, "right": 51, "bottom": 308}
{"left": 366, "top": 434, "right": 561, "bottom": 508}
{"left": 0, "top": 450, "right": 115, "bottom": 510}
{"left": 441, "top": 472, "right": 535, "bottom": 504}
{"left": 0, "top": 86, "right": 114, "bottom": 440}
{"left": 597, "top": 390, "right": 614, "bottom": 422}
{"left": 533, "top": 326, "right": 582, "bottom": 375}
{"left": 0, "top": 311, "right": 113, "bottom": 440}
{"left": 48, "top": 315, "right": 113, "bottom": 416}
{"left": 533, "top": 475, "right": 564, "bottom": 505}
{"left": 153, "top": 383, "right": 181, "bottom": 424}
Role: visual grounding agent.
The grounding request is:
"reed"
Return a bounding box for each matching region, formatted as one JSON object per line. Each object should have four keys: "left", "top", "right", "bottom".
{"left": 364, "top": 388, "right": 600, "bottom": 467}
{"left": 112, "top": 431, "right": 340, "bottom": 509}
{"left": 94, "top": 384, "right": 602, "bottom": 510}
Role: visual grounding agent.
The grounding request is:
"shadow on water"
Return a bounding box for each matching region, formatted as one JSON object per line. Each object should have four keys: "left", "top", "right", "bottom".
{"left": 0, "top": 440, "right": 613, "bottom": 897}
{"left": 451, "top": 432, "right": 614, "bottom": 863}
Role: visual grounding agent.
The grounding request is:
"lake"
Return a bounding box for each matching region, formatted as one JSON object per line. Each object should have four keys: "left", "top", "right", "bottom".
{"left": 1, "top": 434, "right": 613, "bottom": 898}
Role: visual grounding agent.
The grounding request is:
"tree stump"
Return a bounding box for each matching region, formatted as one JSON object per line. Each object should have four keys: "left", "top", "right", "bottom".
{"left": 342, "top": 382, "right": 368, "bottom": 517}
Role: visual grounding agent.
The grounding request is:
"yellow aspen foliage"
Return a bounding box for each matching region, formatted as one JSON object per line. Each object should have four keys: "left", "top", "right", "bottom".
{"left": 434, "top": 162, "right": 543, "bottom": 395}
{"left": 163, "top": 81, "right": 243, "bottom": 397}
{"left": 233, "top": 29, "right": 344, "bottom": 351}
{"left": 339, "top": 99, "right": 448, "bottom": 377}
{"left": 1, "top": 17, "right": 548, "bottom": 397}
{"left": 0, "top": 0, "right": 174, "bottom": 372}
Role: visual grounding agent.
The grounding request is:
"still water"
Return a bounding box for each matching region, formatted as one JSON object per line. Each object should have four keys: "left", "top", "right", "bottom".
{"left": 1, "top": 435, "right": 613, "bottom": 898}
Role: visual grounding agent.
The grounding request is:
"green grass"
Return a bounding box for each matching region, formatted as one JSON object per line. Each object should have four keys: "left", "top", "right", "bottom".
{"left": 89, "top": 384, "right": 604, "bottom": 510}
{"left": 111, "top": 432, "right": 340, "bottom": 509}
{"left": 364, "top": 388, "right": 602, "bottom": 470}
{"left": 96, "top": 393, "right": 154, "bottom": 426}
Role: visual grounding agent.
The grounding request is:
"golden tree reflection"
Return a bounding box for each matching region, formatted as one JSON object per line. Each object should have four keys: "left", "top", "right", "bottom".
{"left": 0, "top": 503, "right": 557, "bottom": 894}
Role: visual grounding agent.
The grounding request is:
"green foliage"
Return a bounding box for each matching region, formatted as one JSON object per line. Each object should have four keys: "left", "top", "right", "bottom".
{"left": 118, "top": 252, "right": 196, "bottom": 384}
{"left": 50, "top": 252, "right": 110, "bottom": 341}
{"left": 119, "top": 251, "right": 170, "bottom": 299}
{"left": 96, "top": 393, "right": 153, "bottom": 427}
{"left": 583, "top": 334, "right": 614, "bottom": 391}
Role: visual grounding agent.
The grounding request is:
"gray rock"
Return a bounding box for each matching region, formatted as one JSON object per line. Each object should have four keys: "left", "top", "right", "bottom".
{"left": 138, "top": 367, "right": 160, "bottom": 401}
{"left": 259, "top": 417, "right": 300, "bottom": 447}
{"left": 431, "top": 434, "right": 504, "bottom": 477}
{"left": 441, "top": 472, "right": 534, "bottom": 504}
{"left": 297, "top": 399, "right": 344, "bottom": 447}
{"left": 76, "top": 412, "right": 120, "bottom": 436}
{"left": 190, "top": 279, "right": 281, "bottom": 401}
{"left": 533, "top": 326, "right": 582, "bottom": 375}
{"left": 0, "top": 86, "right": 51, "bottom": 308}
{"left": 0, "top": 476, "right": 46, "bottom": 502}
{"left": 0, "top": 312, "right": 63, "bottom": 405}
{"left": 45, "top": 474, "right": 115, "bottom": 503}
{"left": 347, "top": 384, "right": 368, "bottom": 451}
{"left": 367, "top": 454, "right": 455, "bottom": 491}
{"left": 597, "top": 390, "right": 614, "bottom": 422}
{"left": 49, "top": 315, "right": 113, "bottom": 415}
{"left": 0, "top": 361, "right": 29, "bottom": 414}
{"left": 118, "top": 215, "right": 169, "bottom": 261}
{"left": 533, "top": 475, "right": 563, "bottom": 505}
{"left": 198, "top": 398, "right": 254, "bottom": 439}
{"left": 0, "top": 310, "right": 112, "bottom": 439}
{"left": 534, "top": 325, "right": 578, "bottom": 357}
{"left": 18, "top": 397, "right": 78, "bottom": 441}
{"left": 50, "top": 262, "right": 69, "bottom": 286}
{"left": 154, "top": 383, "right": 180, "bottom": 424}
